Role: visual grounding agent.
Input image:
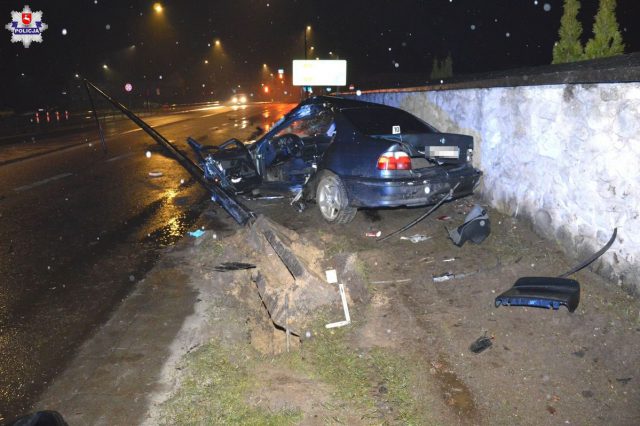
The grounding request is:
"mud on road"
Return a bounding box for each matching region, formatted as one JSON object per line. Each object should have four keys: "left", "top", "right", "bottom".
{"left": 37, "top": 194, "right": 640, "bottom": 425}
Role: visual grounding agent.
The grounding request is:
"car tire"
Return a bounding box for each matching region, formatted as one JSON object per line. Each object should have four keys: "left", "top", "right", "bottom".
{"left": 316, "top": 174, "right": 357, "bottom": 224}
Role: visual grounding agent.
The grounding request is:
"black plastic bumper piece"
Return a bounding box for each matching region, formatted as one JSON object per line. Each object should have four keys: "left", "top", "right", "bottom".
{"left": 494, "top": 277, "right": 580, "bottom": 313}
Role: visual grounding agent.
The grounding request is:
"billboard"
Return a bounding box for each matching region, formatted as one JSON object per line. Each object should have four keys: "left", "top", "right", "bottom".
{"left": 292, "top": 60, "right": 347, "bottom": 86}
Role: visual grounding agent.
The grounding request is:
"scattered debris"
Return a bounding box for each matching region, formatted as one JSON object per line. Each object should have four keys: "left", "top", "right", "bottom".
{"left": 436, "top": 215, "right": 451, "bottom": 221}
{"left": 433, "top": 273, "right": 454, "bottom": 282}
{"left": 365, "top": 230, "right": 382, "bottom": 238}
{"left": 557, "top": 228, "right": 617, "bottom": 278}
{"left": 324, "top": 269, "right": 352, "bottom": 329}
{"left": 377, "top": 183, "right": 459, "bottom": 242}
{"left": 494, "top": 228, "right": 617, "bottom": 313}
{"left": 572, "top": 349, "right": 586, "bottom": 358}
{"left": 447, "top": 204, "right": 490, "bottom": 247}
{"left": 469, "top": 334, "right": 493, "bottom": 354}
{"left": 370, "top": 278, "right": 411, "bottom": 284}
{"left": 432, "top": 271, "right": 476, "bottom": 282}
{"left": 442, "top": 257, "right": 456, "bottom": 262}
{"left": 213, "top": 262, "right": 256, "bottom": 272}
{"left": 400, "top": 234, "right": 431, "bottom": 243}
{"left": 243, "top": 194, "right": 285, "bottom": 201}
{"left": 148, "top": 171, "right": 163, "bottom": 177}
{"left": 494, "top": 277, "right": 581, "bottom": 312}
{"left": 188, "top": 229, "right": 205, "bottom": 238}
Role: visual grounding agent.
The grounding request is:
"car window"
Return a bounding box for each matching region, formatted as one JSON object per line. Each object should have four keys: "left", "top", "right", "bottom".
{"left": 342, "top": 107, "right": 435, "bottom": 135}
{"left": 275, "top": 110, "right": 335, "bottom": 139}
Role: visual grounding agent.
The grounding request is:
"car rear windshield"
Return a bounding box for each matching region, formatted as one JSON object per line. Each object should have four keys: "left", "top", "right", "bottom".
{"left": 342, "top": 107, "right": 435, "bottom": 135}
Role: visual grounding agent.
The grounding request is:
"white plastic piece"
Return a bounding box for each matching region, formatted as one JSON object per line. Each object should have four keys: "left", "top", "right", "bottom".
{"left": 325, "top": 269, "right": 338, "bottom": 284}
{"left": 325, "top": 283, "right": 351, "bottom": 329}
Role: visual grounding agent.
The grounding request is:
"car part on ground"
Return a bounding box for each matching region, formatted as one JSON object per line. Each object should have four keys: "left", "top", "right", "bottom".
{"left": 377, "top": 182, "right": 460, "bottom": 242}
{"left": 469, "top": 334, "right": 493, "bottom": 354}
{"left": 557, "top": 228, "right": 617, "bottom": 278}
{"left": 213, "top": 262, "right": 256, "bottom": 272}
{"left": 495, "top": 277, "right": 581, "bottom": 312}
{"left": 494, "top": 228, "right": 617, "bottom": 313}
{"left": 447, "top": 204, "right": 491, "bottom": 246}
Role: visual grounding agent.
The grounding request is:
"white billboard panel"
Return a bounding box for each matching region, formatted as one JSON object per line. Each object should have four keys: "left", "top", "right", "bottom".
{"left": 292, "top": 60, "right": 347, "bottom": 86}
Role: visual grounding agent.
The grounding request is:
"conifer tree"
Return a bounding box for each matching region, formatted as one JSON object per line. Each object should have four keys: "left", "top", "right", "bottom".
{"left": 584, "top": 0, "right": 624, "bottom": 59}
{"left": 430, "top": 54, "right": 453, "bottom": 80}
{"left": 430, "top": 57, "right": 442, "bottom": 80}
{"left": 442, "top": 53, "right": 453, "bottom": 78}
{"left": 552, "top": 0, "right": 584, "bottom": 64}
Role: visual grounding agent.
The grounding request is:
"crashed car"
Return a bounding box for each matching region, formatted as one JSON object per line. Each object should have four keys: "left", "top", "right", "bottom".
{"left": 190, "top": 96, "right": 482, "bottom": 224}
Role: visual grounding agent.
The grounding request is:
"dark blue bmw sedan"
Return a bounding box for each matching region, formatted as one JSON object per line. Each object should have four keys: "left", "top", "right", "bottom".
{"left": 198, "top": 96, "right": 482, "bottom": 224}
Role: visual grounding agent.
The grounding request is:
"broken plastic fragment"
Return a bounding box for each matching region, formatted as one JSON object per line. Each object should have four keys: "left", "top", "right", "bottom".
{"left": 433, "top": 273, "right": 453, "bottom": 282}
{"left": 188, "top": 229, "right": 205, "bottom": 238}
{"left": 469, "top": 335, "right": 493, "bottom": 354}
{"left": 400, "top": 234, "right": 431, "bottom": 243}
{"left": 494, "top": 277, "right": 580, "bottom": 312}
{"left": 447, "top": 204, "right": 490, "bottom": 247}
{"left": 213, "top": 262, "right": 256, "bottom": 272}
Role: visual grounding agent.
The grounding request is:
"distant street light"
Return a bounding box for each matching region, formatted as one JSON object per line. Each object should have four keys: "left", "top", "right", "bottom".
{"left": 102, "top": 64, "right": 108, "bottom": 69}
{"left": 304, "top": 25, "right": 312, "bottom": 60}
{"left": 215, "top": 39, "right": 221, "bottom": 47}
{"left": 153, "top": 3, "right": 163, "bottom": 14}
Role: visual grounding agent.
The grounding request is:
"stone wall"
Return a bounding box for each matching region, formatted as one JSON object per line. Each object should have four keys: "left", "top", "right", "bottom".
{"left": 352, "top": 83, "right": 640, "bottom": 294}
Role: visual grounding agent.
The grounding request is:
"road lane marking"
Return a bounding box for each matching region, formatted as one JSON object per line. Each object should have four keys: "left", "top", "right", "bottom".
{"left": 105, "top": 152, "right": 135, "bottom": 162}
{"left": 13, "top": 172, "right": 73, "bottom": 192}
{"left": 120, "top": 128, "right": 143, "bottom": 135}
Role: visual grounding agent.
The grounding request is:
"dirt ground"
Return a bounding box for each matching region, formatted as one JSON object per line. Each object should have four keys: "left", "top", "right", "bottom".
{"left": 35, "top": 193, "right": 640, "bottom": 425}
{"left": 234, "top": 194, "right": 640, "bottom": 425}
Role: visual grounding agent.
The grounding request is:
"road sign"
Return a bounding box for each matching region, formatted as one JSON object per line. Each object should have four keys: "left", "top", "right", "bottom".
{"left": 124, "top": 83, "right": 133, "bottom": 92}
{"left": 292, "top": 60, "right": 347, "bottom": 86}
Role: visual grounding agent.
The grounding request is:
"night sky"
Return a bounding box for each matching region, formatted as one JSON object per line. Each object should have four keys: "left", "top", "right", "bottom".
{"left": 2, "top": 0, "right": 639, "bottom": 111}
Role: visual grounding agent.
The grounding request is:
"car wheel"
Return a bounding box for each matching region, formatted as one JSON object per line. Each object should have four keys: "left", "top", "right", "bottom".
{"left": 316, "top": 174, "right": 357, "bottom": 224}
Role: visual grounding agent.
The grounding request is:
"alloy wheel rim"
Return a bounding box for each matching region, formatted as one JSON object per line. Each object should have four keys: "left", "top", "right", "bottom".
{"left": 318, "top": 181, "right": 339, "bottom": 220}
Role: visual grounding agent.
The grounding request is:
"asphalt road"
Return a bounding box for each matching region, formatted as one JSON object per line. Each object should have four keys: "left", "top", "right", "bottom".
{"left": 0, "top": 102, "right": 294, "bottom": 420}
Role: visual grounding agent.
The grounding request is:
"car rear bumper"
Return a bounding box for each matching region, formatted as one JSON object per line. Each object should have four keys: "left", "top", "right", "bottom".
{"left": 342, "top": 167, "right": 482, "bottom": 208}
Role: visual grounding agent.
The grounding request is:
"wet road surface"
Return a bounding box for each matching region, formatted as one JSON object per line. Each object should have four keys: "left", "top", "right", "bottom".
{"left": 0, "top": 102, "right": 293, "bottom": 420}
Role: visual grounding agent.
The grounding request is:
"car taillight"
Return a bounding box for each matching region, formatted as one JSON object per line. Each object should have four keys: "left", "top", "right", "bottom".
{"left": 377, "top": 151, "right": 411, "bottom": 170}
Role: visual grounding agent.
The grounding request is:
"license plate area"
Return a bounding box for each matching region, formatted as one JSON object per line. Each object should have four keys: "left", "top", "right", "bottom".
{"left": 427, "top": 145, "right": 460, "bottom": 159}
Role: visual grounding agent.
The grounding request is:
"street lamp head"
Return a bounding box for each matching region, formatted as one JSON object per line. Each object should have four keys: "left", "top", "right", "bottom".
{"left": 153, "top": 3, "right": 163, "bottom": 14}
{"left": 102, "top": 64, "right": 108, "bottom": 69}
{"left": 215, "top": 39, "right": 221, "bottom": 46}
{"left": 306, "top": 25, "right": 311, "bottom": 31}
